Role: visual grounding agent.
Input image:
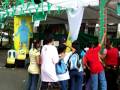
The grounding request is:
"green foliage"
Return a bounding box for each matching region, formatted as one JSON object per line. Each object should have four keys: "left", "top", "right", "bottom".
{"left": 77, "top": 32, "right": 98, "bottom": 49}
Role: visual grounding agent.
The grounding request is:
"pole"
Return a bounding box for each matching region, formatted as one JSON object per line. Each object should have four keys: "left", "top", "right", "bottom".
{"left": 99, "top": 0, "right": 109, "bottom": 52}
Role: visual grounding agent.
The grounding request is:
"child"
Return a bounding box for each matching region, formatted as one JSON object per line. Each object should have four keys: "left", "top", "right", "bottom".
{"left": 57, "top": 44, "right": 70, "bottom": 90}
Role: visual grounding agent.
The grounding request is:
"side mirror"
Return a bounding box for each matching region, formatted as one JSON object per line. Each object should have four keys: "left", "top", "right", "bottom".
{"left": 34, "top": 0, "right": 47, "bottom": 4}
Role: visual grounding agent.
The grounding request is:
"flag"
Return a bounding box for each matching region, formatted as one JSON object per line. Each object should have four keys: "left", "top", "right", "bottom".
{"left": 66, "top": 6, "right": 84, "bottom": 52}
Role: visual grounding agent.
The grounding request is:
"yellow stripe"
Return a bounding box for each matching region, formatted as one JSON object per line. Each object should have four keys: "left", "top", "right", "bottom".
{"left": 65, "top": 32, "right": 72, "bottom": 52}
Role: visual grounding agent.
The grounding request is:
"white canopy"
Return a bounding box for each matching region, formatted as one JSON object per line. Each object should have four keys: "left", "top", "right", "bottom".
{"left": 0, "top": 0, "right": 99, "bottom": 16}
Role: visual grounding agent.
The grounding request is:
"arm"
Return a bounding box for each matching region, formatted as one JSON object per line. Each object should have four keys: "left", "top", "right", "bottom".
{"left": 99, "top": 30, "right": 107, "bottom": 47}
{"left": 101, "top": 49, "right": 107, "bottom": 59}
{"left": 35, "top": 50, "right": 41, "bottom": 64}
{"left": 63, "top": 43, "right": 72, "bottom": 51}
{"left": 36, "top": 55, "right": 40, "bottom": 64}
{"left": 98, "top": 53, "right": 106, "bottom": 67}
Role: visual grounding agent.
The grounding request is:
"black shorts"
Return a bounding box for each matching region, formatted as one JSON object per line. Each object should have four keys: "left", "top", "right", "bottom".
{"left": 41, "top": 82, "right": 60, "bottom": 90}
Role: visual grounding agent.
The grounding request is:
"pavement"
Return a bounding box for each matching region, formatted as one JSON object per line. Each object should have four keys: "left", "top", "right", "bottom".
{"left": 0, "top": 50, "right": 7, "bottom": 67}
{"left": 0, "top": 50, "right": 28, "bottom": 90}
{"left": 0, "top": 67, "right": 28, "bottom": 90}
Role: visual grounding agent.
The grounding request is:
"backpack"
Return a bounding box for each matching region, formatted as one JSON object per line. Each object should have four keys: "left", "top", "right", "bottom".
{"left": 67, "top": 52, "right": 82, "bottom": 71}
{"left": 56, "top": 59, "right": 67, "bottom": 75}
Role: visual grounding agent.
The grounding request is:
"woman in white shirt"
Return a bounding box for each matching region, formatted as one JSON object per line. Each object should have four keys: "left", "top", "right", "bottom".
{"left": 27, "top": 40, "right": 40, "bottom": 90}
{"left": 40, "top": 34, "right": 59, "bottom": 90}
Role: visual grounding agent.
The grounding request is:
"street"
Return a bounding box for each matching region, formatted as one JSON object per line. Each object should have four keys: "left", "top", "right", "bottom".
{"left": 0, "top": 50, "right": 28, "bottom": 90}
{"left": 0, "top": 67, "right": 27, "bottom": 90}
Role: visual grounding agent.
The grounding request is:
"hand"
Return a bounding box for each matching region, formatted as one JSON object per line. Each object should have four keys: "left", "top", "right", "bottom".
{"left": 104, "top": 30, "right": 107, "bottom": 35}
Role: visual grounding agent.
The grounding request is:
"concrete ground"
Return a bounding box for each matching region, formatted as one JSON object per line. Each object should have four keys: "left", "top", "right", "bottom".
{"left": 0, "top": 50, "right": 28, "bottom": 90}
{"left": 0, "top": 67, "right": 28, "bottom": 90}
{"left": 0, "top": 50, "right": 59, "bottom": 90}
{"left": 0, "top": 50, "right": 8, "bottom": 67}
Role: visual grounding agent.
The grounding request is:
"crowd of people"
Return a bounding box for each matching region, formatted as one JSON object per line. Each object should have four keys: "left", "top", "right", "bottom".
{"left": 26, "top": 31, "right": 120, "bottom": 90}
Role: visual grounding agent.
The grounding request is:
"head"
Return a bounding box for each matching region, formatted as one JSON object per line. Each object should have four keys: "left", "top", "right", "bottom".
{"left": 43, "top": 34, "right": 54, "bottom": 45}
{"left": 57, "top": 44, "right": 67, "bottom": 58}
{"left": 33, "top": 40, "right": 40, "bottom": 49}
{"left": 72, "top": 40, "right": 80, "bottom": 53}
{"left": 106, "top": 39, "right": 113, "bottom": 49}
{"left": 89, "top": 41, "right": 98, "bottom": 48}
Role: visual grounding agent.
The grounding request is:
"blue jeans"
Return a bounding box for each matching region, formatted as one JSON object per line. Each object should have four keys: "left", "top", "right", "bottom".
{"left": 59, "top": 80, "right": 67, "bottom": 90}
{"left": 27, "top": 73, "right": 39, "bottom": 90}
{"left": 69, "top": 70, "right": 83, "bottom": 90}
{"left": 86, "top": 78, "right": 91, "bottom": 90}
{"left": 91, "top": 70, "right": 107, "bottom": 90}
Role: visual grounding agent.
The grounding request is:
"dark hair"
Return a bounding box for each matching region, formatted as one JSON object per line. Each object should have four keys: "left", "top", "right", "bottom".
{"left": 88, "top": 41, "right": 98, "bottom": 48}
{"left": 43, "top": 34, "right": 54, "bottom": 45}
{"left": 106, "top": 39, "right": 112, "bottom": 49}
{"left": 72, "top": 40, "right": 80, "bottom": 53}
{"left": 33, "top": 40, "right": 40, "bottom": 49}
{"left": 57, "top": 44, "right": 67, "bottom": 54}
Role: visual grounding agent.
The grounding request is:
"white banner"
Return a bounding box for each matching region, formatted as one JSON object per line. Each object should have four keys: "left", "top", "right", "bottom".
{"left": 47, "top": 0, "right": 99, "bottom": 8}
{"left": 67, "top": 6, "right": 84, "bottom": 42}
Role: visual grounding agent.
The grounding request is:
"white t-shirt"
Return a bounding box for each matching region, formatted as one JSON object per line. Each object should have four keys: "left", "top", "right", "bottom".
{"left": 57, "top": 52, "right": 72, "bottom": 81}
{"left": 41, "top": 45, "right": 59, "bottom": 82}
{"left": 28, "top": 48, "right": 40, "bottom": 74}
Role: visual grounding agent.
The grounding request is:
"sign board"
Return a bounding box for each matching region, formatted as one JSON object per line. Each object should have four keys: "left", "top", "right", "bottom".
{"left": 32, "top": 13, "right": 47, "bottom": 22}
{"left": 34, "top": 20, "right": 40, "bottom": 27}
{"left": 14, "top": 16, "right": 33, "bottom": 54}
